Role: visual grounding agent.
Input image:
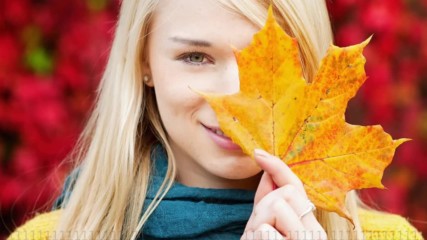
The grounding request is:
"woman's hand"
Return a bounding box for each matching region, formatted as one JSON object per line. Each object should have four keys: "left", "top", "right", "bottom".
{"left": 241, "top": 149, "right": 327, "bottom": 240}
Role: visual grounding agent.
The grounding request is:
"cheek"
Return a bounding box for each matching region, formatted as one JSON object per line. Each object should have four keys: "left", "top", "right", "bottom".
{"left": 153, "top": 77, "right": 205, "bottom": 126}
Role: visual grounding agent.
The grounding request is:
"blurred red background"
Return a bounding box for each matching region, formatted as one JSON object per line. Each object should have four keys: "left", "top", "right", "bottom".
{"left": 0, "top": 0, "right": 426, "bottom": 239}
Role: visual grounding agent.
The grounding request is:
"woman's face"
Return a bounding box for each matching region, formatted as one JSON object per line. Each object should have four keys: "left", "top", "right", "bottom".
{"left": 147, "top": 0, "right": 262, "bottom": 189}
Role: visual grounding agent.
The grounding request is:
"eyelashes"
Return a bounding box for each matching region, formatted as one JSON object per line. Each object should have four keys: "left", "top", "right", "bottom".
{"left": 176, "top": 51, "right": 215, "bottom": 66}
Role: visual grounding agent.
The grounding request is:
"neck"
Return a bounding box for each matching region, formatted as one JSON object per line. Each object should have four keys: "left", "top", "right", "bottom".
{"left": 176, "top": 170, "right": 262, "bottom": 190}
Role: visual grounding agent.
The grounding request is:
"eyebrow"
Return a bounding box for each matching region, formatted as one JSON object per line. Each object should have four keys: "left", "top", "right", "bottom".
{"left": 169, "top": 37, "right": 212, "bottom": 47}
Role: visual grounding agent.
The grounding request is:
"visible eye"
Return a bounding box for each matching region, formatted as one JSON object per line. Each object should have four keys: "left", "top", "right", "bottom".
{"left": 188, "top": 52, "right": 205, "bottom": 63}
{"left": 178, "top": 52, "right": 214, "bottom": 65}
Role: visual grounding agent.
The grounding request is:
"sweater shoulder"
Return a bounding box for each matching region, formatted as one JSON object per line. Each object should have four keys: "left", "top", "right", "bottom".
{"left": 359, "top": 208, "right": 424, "bottom": 240}
{"left": 7, "top": 210, "right": 63, "bottom": 240}
{"left": 7, "top": 208, "right": 424, "bottom": 240}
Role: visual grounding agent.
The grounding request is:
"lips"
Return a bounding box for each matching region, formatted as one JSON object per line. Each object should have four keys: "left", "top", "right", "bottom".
{"left": 204, "top": 125, "right": 227, "bottom": 138}
{"left": 202, "top": 124, "right": 242, "bottom": 150}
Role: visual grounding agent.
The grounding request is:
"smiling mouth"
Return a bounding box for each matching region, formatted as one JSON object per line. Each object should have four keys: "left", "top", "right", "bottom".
{"left": 202, "top": 123, "right": 242, "bottom": 150}
{"left": 203, "top": 124, "right": 228, "bottom": 138}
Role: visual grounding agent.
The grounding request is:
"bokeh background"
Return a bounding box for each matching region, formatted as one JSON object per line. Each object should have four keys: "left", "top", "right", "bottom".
{"left": 0, "top": 0, "right": 426, "bottom": 239}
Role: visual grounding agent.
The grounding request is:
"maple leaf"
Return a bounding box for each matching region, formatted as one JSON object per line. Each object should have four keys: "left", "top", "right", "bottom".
{"left": 199, "top": 7, "right": 408, "bottom": 221}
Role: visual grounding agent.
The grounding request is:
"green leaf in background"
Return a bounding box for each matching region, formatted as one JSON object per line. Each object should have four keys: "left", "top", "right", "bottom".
{"left": 25, "top": 47, "right": 53, "bottom": 75}
{"left": 21, "top": 25, "right": 53, "bottom": 75}
{"left": 88, "top": 0, "right": 108, "bottom": 11}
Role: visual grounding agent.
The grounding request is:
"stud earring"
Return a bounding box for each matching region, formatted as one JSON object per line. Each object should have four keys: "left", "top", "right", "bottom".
{"left": 143, "top": 75, "right": 150, "bottom": 83}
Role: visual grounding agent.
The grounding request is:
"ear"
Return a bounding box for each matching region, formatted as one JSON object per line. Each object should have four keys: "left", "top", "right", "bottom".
{"left": 142, "top": 60, "right": 154, "bottom": 87}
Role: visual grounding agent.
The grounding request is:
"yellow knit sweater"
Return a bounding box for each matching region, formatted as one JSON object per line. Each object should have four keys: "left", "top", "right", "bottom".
{"left": 7, "top": 209, "right": 424, "bottom": 240}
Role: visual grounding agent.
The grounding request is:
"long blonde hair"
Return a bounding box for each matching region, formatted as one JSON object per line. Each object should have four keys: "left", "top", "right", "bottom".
{"left": 53, "top": 1, "right": 365, "bottom": 239}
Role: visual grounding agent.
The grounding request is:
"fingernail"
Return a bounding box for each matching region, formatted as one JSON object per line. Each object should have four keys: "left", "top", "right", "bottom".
{"left": 254, "top": 148, "right": 270, "bottom": 159}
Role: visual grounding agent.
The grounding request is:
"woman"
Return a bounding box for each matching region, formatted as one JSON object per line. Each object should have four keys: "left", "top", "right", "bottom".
{"left": 8, "top": 0, "right": 423, "bottom": 239}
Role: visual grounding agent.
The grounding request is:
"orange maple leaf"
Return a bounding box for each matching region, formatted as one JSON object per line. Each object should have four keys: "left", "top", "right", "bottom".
{"left": 199, "top": 8, "right": 408, "bottom": 221}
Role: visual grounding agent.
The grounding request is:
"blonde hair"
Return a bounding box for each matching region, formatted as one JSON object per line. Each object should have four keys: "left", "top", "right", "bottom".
{"left": 53, "top": 1, "right": 365, "bottom": 239}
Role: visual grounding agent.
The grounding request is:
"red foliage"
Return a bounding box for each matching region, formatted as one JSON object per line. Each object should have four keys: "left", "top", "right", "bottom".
{"left": 0, "top": 0, "right": 118, "bottom": 238}
{"left": 329, "top": 0, "right": 427, "bottom": 237}
{"left": 1, "top": 0, "right": 426, "bottom": 238}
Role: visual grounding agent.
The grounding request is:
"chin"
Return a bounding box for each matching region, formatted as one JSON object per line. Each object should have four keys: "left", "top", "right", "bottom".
{"left": 224, "top": 169, "right": 262, "bottom": 180}
{"left": 212, "top": 158, "right": 262, "bottom": 180}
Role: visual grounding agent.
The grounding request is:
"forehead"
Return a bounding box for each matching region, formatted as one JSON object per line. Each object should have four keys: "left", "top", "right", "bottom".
{"left": 150, "top": 0, "right": 259, "bottom": 48}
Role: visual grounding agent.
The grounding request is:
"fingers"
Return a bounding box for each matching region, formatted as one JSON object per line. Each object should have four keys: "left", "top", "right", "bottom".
{"left": 254, "top": 149, "right": 306, "bottom": 197}
{"left": 241, "top": 223, "right": 286, "bottom": 240}
{"left": 246, "top": 198, "right": 319, "bottom": 240}
{"left": 247, "top": 149, "right": 327, "bottom": 240}
{"left": 254, "top": 171, "right": 275, "bottom": 205}
{"left": 248, "top": 185, "right": 324, "bottom": 238}
{"left": 252, "top": 185, "right": 318, "bottom": 228}
{"left": 246, "top": 181, "right": 326, "bottom": 239}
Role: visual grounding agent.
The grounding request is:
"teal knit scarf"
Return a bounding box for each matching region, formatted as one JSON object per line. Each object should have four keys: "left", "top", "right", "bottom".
{"left": 52, "top": 146, "right": 256, "bottom": 239}
{"left": 142, "top": 147, "right": 255, "bottom": 239}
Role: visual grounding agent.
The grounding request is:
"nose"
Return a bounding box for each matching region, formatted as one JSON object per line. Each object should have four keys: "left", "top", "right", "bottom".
{"left": 219, "top": 58, "right": 240, "bottom": 94}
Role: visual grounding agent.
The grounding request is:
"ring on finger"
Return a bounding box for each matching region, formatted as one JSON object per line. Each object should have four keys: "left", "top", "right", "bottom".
{"left": 299, "top": 199, "right": 316, "bottom": 220}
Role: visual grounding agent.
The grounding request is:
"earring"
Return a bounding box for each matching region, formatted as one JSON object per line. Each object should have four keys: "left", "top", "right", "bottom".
{"left": 143, "top": 75, "right": 150, "bottom": 83}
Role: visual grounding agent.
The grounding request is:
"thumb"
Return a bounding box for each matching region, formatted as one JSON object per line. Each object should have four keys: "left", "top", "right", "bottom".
{"left": 254, "top": 171, "right": 276, "bottom": 204}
